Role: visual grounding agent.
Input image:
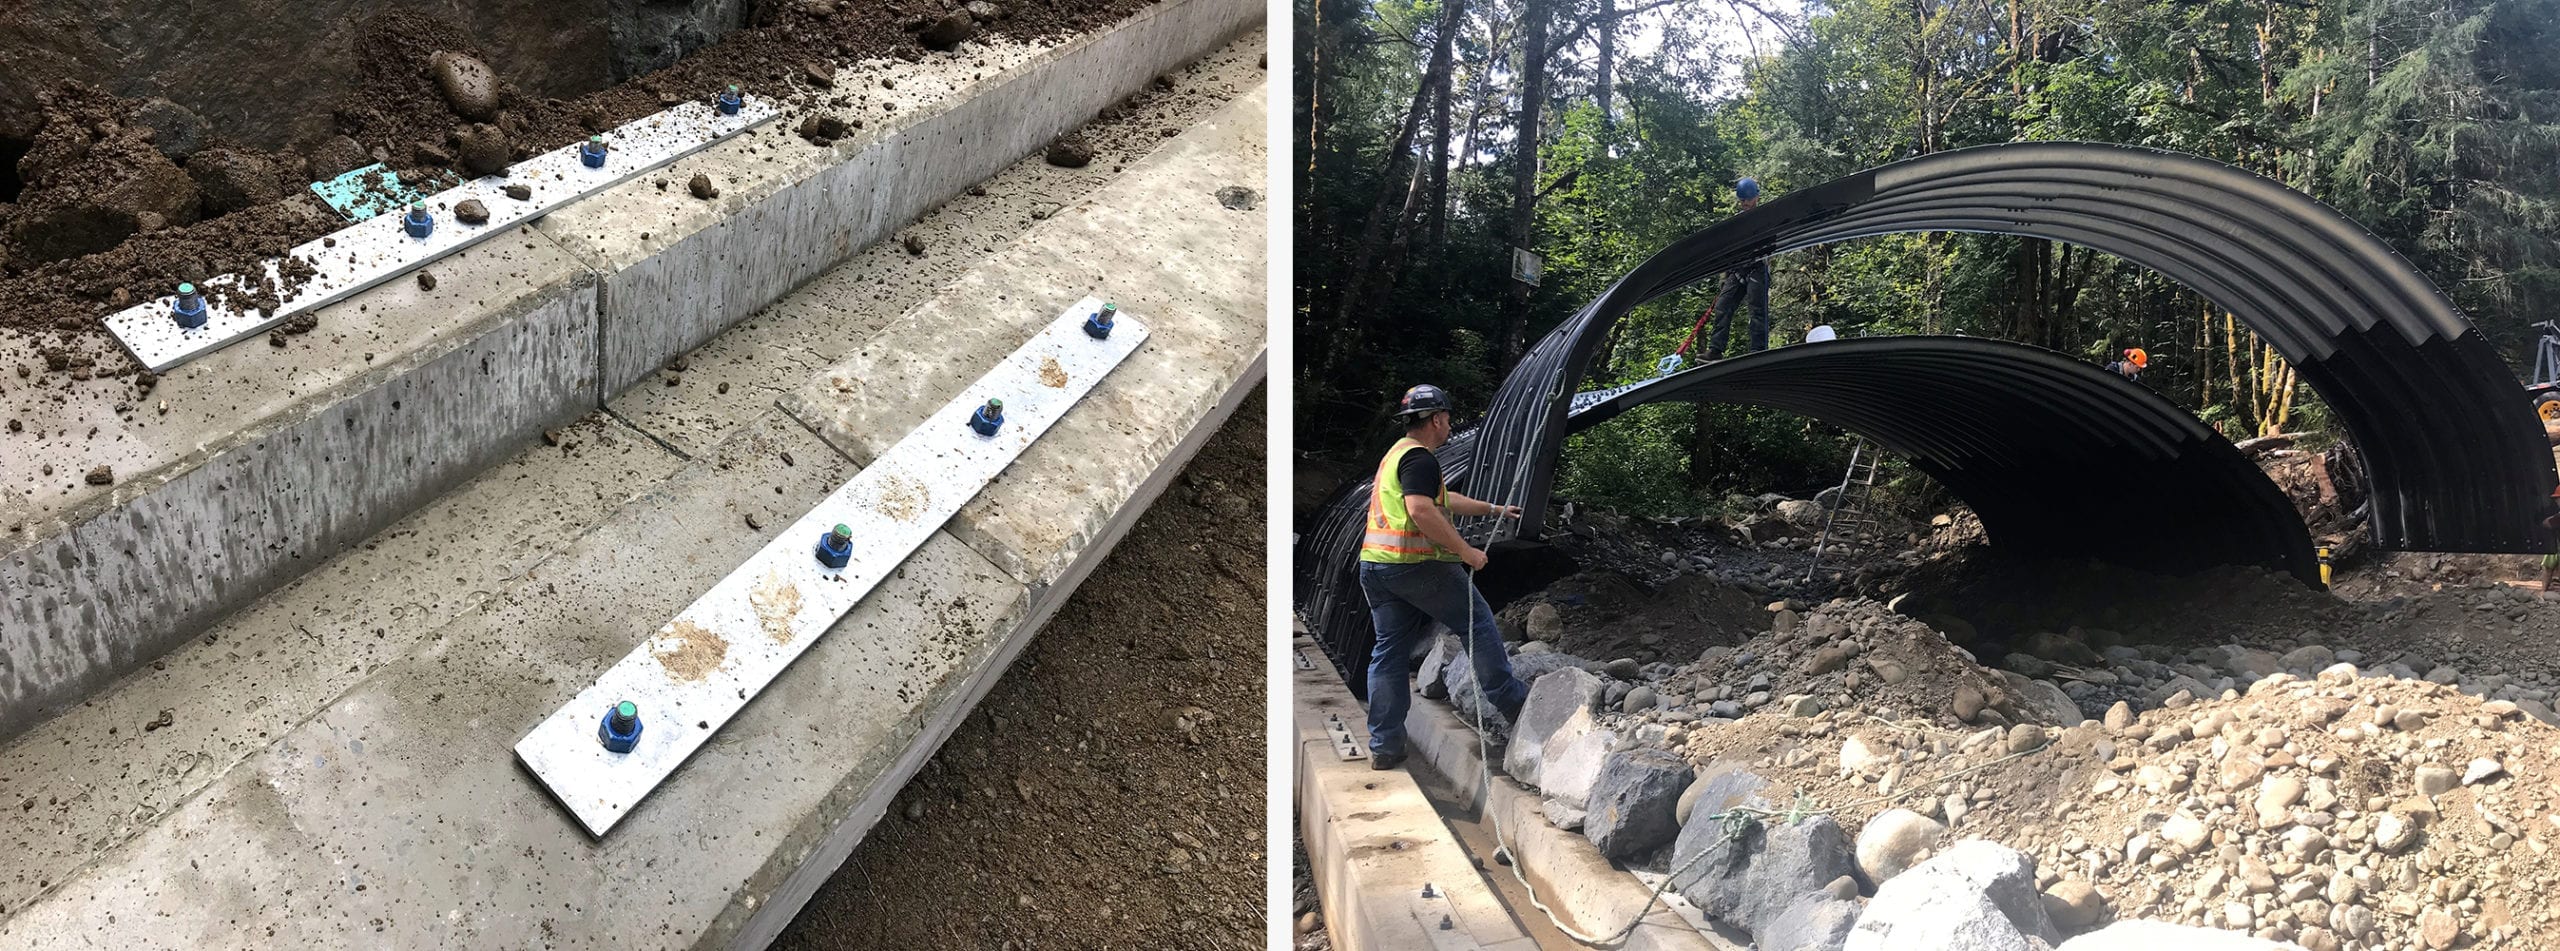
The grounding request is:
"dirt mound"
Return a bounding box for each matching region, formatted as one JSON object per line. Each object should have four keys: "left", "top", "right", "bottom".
{"left": 1496, "top": 569, "right": 1767, "bottom": 665}
{"left": 0, "top": 0, "right": 1159, "bottom": 380}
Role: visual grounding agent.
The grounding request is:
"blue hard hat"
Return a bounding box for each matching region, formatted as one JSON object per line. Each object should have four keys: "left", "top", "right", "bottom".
{"left": 1736, "top": 178, "right": 1761, "bottom": 200}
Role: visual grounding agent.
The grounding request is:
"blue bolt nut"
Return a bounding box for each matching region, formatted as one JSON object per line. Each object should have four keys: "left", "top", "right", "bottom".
{"left": 401, "top": 204, "right": 433, "bottom": 239}
{"left": 815, "top": 523, "right": 853, "bottom": 569}
{"left": 968, "top": 398, "right": 1005, "bottom": 436}
{"left": 599, "top": 700, "right": 643, "bottom": 753}
{"left": 581, "top": 135, "right": 609, "bottom": 169}
{"left": 171, "top": 282, "right": 208, "bottom": 329}
{"left": 1082, "top": 302, "right": 1117, "bottom": 339}
{"left": 717, "top": 85, "right": 744, "bottom": 116}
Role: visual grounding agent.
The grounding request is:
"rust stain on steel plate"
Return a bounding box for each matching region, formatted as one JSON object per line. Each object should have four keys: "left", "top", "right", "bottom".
{"left": 652, "top": 620, "right": 729, "bottom": 681}
{"left": 749, "top": 570, "right": 805, "bottom": 644}
{"left": 1037, "top": 356, "right": 1069, "bottom": 388}
{"left": 878, "top": 474, "right": 928, "bottom": 522}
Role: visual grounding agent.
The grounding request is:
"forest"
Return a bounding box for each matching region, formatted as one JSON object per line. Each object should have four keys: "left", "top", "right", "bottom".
{"left": 1293, "top": 0, "right": 2560, "bottom": 514}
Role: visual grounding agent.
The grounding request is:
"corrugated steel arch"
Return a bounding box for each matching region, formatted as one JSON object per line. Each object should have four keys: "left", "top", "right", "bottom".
{"left": 1291, "top": 337, "right": 2317, "bottom": 687}
{"left": 1466, "top": 142, "right": 2556, "bottom": 556}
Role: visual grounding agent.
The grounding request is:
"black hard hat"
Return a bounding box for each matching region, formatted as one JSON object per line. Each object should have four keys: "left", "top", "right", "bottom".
{"left": 1394, "top": 384, "right": 1452, "bottom": 421}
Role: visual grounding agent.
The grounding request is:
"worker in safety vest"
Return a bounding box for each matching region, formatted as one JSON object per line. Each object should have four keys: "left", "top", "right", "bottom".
{"left": 1358, "top": 384, "right": 1531, "bottom": 770}
{"left": 2108, "top": 347, "right": 2148, "bottom": 382}
{"left": 2539, "top": 486, "right": 2560, "bottom": 595}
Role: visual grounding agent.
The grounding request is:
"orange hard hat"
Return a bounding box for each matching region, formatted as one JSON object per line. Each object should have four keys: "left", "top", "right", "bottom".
{"left": 2124, "top": 348, "right": 2149, "bottom": 368}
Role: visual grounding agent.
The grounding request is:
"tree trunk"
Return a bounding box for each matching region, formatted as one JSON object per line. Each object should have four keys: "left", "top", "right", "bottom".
{"left": 1427, "top": 0, "right": 1461, "bottom": 249}
{"left": 1596, "top": 0, "right": 1616, "bottom": 124}
{"left": 1499, "top": 0, "right": 1552, "bottom": 369}
{"left": 1335, "top": 0, "right": 1465, "bottom": 334}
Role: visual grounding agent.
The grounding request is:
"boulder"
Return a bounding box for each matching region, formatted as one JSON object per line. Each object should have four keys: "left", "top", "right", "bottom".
{"left": 1844, "top": 840, "right": 2059, "bottom": 950}
{"left": 2056, "top": 920, "right": 2305, "bottom": 949}
{"left": 132, "top": 98, "right": 206, "bottom": 159}
{"left": 2001, "top": 672, "right": 2086, "bottom": 726}
{"left": 1448, "top": 650, "right": 1590, "bottom": 734}
{"left": 1541, "top": 726, "right": 1617, "bottom": 809}
{"left": 2025, "top": 631, "right": 2100, "bottom": 666}
{"left": 1854, "top": 808, "right": 1945, "bottom": 885}
{"left": 1416, "top": 634, "right": 1462, "bottom": 699}
{"left": 1758, "top": 892, "right": 1862, "bottom": 951}
{"left": 1585, "top": 749, "right": 1691, "bottom": 862}
{"left": 1504, "top": 667, "right": 1605, "bottom": 787}
{"left": 2042, "top": 880, "right": 2107, "bottom": 929}
{"left": 1526, "top": 603, "right": 1563, "bottom": 641}
{"left": 1671, "top": 811, "right": 1856, "bottom": 938}
{"left": 1775, "top": 499, "right": 1826, "bottom": 528}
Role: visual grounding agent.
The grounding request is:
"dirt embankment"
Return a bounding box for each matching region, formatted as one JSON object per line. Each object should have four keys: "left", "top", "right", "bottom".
{"left": 0, "top": 0, "right": 1157, "bottom": 379}
{"left": 774, "top": 389, "right": 1266, "bottom": 950}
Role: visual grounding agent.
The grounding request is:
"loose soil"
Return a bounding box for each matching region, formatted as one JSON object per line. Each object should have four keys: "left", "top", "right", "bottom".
{"left": 0, "top": 0, "right": 1159, "bottom": 380}
{"left": 773, "top": 387, "right": 1265, "bottom": 950}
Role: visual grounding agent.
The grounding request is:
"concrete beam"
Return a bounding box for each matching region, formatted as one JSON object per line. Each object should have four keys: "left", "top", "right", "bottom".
{"left": 538, "top": 0, "right": 1263, "bottom": 397}
{"left": 0, "top": 225, "right": 599, "bottom": 738}
{"left": 1293, "top": 636, "right": 1541, "bottom": 951}
{"left": 777, "top": 83, "right": 1267, "bottom": 590}
{"left": 0, "top": 412, "right": 1030, "bottom": 949}
{"left": 1400, "top": 682, "right": 1737, "bottom": 951}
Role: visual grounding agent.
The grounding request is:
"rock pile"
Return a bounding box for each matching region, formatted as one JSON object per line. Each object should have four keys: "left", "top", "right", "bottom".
{"left": 1432, "top": 585, "right": 2560, "bottom": 950}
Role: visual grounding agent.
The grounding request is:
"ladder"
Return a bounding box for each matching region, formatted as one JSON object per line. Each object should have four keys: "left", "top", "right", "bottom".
{"left": 1806, "top": 438, "right": 1883, "bottom": 581}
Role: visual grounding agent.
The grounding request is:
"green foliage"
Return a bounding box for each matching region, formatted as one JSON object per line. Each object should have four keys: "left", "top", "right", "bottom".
{"left": 1296, "top": 0, "right": 2560, "bottom": 511}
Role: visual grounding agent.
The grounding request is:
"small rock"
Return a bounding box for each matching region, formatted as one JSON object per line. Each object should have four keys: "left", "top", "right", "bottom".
{"left": 920, "top": 11, "right": 977, "bottom": 50}
{"left": 902, "top": 233, "right": 927, "bottom": 255}
{"left": 83, "top": 465, "right": 113, "bottom": 486}
{"left": 2103, "top": 701, "right": 2135, "bottom": 731}
{"left": 503, "top": 183, "right": 532, "bottom": 201}
{"left": 1620, "top": 686, "right": 1657, "bottom": 714}
{"left": 2373, "top": 812, "right": 2417, "bottom": 852}
{"left": 417, "top": 271, "right": 437, "bottom": 291}
{"left": 454, "top": 123, "right": 510, "bottom": 177}
{"left": 2418, "top": 908, "right": 2461, "bottom": 949}
{"left": 453, "top": 199, "right": 490, "bottom": 225}
{"left": 2462, "top": 757, "right": 2503, "bottom": 786}
{"left": 1045, "top": 136, "right": 1095, "bottom": 168}
{"left": 2004, "top": 723, "right": 2043, "bottom": 754}
{"left": 2414, "top": 764, "right": 2458, "bottom": 797}
{"left": 2042, "top": 880, "right": 2107, "bottom": 929}
{"left": 688, "top": 172, "right": 719, "bottom": 200}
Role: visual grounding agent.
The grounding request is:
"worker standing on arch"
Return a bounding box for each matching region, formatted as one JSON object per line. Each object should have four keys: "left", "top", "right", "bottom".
{"left": 1657, "top": 179, "right": 1775, "bottom": 377}
{"left": 2109, "top": 347, "right": 2149, "bottom": 382}
{"left": 1356, "top": 384, "right": 1530, "bottom": 770}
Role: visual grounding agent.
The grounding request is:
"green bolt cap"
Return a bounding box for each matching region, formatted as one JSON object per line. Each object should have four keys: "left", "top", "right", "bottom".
{"left": 177, "top": 283, "right": 194, "bottom": 295}
{"left": 590, "top": 135, "right": 604, "bottom": 144}
{"left": 987, "top": 398, "right": 1003, "bottom": 410}
{"left": 615, "top": 700, "right": 637, "bottom": 719}
{"left": 832, "top": 523, "right": 852, "bottom": 539}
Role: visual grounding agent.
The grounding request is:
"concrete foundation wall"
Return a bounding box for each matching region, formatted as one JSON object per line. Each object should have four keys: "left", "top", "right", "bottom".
{"left": 572, "top": 0, "right": 1263, "bottom": 395}
{"left": 0, "top": 269, "right": 599, "bottom": 734}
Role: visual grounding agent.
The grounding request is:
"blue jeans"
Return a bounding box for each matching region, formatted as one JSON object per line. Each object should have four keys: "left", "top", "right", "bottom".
{"left": 1359, "top": 560, "right": 1529, "bottom": 757}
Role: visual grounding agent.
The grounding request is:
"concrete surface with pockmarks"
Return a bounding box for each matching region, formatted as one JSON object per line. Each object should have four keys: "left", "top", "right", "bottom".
{"left": 0, "top": 0, "right": 1258, "bottom": 746}
{"left": 780, "top": 82, "right": 1267, "bottom": 590}
{"left": 0, "top": 31, "right": 1265, "bottom": 947}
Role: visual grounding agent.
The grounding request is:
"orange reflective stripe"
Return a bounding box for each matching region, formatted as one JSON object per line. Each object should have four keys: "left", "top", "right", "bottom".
{"left": 1359, "top": 436, "right": 1461, "bottom": 564}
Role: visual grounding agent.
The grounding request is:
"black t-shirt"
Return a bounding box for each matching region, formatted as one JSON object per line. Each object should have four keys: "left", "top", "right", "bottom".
{"left": 1396, "top": 446, "right": 1444, "bottom": 502}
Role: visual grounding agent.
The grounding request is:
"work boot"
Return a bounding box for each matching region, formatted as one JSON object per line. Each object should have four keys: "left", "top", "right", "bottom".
{"left": 1370, "top": 751, "right": 1407, "bottom": 771}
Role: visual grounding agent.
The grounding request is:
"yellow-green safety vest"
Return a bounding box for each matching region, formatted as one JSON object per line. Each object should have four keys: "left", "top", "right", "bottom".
{"left": 1359, "top": 437, "right": 1461, "bottom": 563}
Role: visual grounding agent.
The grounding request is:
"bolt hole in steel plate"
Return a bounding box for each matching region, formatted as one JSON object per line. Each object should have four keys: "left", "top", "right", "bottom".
{"left": 514, "top": 297, "right": 1143, "bottom": 836}
{"left": 105, "top": 97, "right": 781, "bottom": 373}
